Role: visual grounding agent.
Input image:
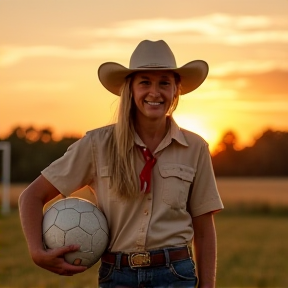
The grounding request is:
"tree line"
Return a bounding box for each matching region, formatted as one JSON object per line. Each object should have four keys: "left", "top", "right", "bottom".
{"left": 0, "top": 126, "right": 79, "bottom": 183}
{"left": 212, "top": 130, "right": 288, "bottom": 177}
{"left": 0, "top": 126, "right": 288, "bottom": 183}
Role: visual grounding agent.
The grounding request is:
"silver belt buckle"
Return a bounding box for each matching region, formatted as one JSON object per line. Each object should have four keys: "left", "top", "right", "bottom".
{"left": 128, "top": 252, "right": 151, "bottom": 268}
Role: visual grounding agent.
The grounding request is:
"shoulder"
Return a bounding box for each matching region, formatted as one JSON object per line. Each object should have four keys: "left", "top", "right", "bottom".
{"left": 86, "top": 124, "right": 115, "bottom": 139}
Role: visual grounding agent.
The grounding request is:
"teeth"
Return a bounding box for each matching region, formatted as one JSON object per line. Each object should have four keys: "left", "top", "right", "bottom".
{"left": 147, "top": 101, "right": 161, "bottom": 106}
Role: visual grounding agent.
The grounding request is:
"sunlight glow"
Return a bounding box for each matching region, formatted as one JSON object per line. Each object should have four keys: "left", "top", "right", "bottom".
{"left": 173, "top": 114, "right": 220, "bottom": 153}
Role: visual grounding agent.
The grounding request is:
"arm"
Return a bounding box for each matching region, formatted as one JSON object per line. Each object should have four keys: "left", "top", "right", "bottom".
{"left": 18, "top": 175, "right": 87, "bottom": 276}
{"left": 192, "top": 212, "right": 217, "bottom": 288}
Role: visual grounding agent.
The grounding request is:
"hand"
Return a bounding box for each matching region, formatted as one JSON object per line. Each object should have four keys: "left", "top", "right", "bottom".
{"left": 31, "top": 245, "right": 87, "bottom": 276}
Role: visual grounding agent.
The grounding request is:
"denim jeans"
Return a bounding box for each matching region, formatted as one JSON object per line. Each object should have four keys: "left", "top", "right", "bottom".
{"left": 98, "top": 258, "right": 198, "bottom": 288}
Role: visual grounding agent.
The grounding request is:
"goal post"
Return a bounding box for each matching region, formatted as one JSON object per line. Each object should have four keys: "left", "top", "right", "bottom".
{"left": 0, "top": 141, "right": 11, "bottom": 214}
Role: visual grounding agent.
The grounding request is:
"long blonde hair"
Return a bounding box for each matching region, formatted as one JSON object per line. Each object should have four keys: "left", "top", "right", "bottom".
{"left": 108, "top": 73, "right": 181, "bottom": 200}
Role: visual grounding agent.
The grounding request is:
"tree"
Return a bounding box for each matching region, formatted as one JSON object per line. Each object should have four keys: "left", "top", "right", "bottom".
{"left": 0, "top": 126, "right": 79, "bottom": 182}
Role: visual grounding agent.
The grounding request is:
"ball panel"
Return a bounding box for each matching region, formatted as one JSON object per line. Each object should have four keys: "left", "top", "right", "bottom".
{"left": 65, "top": 227, "right": 92, "bottom": 252}
{"left": 44, "top": 226, "right": 65, "bottom": 248}
{"left": 91, "top": 229, "right": 109, "bottom": 260}
{"left": 93, "top": 207, "right": 109, "bottom": 232}
{"left": 55, "top": 209, "right": 80, "bottom": 230}
{"left": 80, "top": 212, "right": 100, "bottom": 234}
{"left": 65, "top": 198, "right": 95, "bottom": 213}
{"left": 52, "top": 199, "right": 66, "bottom": 210}
{"left": 42, "top": 207, "right": 58, "bottom": 233}
{"left": 65, "top": 198, "right": 81, "bottom": 209}
{"left": 76, "top": 199, "right": 95, "bottom": 213}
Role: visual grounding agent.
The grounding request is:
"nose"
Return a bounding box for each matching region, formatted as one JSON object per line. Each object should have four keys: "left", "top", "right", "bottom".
{"left": 148, "top": 84, "right": 160, "bottom": 97}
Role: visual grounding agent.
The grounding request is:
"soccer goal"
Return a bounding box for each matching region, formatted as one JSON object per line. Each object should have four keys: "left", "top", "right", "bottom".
{"left": 0, "top": 141, "right": 11, "bottom": 214}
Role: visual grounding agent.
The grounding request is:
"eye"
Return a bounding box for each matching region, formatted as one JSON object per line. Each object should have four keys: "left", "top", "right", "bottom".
{"left": 140, "top": 80, "right": 150, "bottom": 85}
{"left": 160, "top": 81, "right": 170, "bottom": 86}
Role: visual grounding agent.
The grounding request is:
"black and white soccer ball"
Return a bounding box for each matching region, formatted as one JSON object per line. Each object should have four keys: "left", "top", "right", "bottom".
{"left": 42, "top": 197, "right": 109, "bottom": 268}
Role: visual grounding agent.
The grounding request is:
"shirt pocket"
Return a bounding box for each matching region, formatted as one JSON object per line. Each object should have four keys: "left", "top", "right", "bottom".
{"left": 159, "top": 163, "right": 195, "bottom": 209}
{"left": 100, "top": 166, "right": 118, "bottom": 202}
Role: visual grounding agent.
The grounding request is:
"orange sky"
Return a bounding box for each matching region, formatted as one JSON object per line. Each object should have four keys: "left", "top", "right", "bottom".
{"left": 1, "top": 0, "right": 288, "bottom": 153}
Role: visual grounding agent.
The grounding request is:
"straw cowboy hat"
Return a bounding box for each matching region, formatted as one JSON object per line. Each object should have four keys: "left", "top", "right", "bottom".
{"left": 98, "top": 40, "right": 208, "bottom": 96}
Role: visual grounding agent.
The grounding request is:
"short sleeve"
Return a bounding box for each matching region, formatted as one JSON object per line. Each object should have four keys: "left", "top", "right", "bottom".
{"left": 188, "top": 143, "right": 224, "bottom": 217}
{"left": 41, "top": 133, "right": 95, "bottom": 196}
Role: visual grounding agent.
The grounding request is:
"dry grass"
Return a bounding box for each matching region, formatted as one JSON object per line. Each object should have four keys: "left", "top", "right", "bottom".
{"left": 0, "top": 183, "right": 28, "bottom": 208}
{"left": 1, "top": 179, "right": 288, "bottom": 287}
{"left": 216, "top": 177, "right": 288, "bottom": 206}
{"left": 215, "top": 214, "right": 288, "bottom": 287}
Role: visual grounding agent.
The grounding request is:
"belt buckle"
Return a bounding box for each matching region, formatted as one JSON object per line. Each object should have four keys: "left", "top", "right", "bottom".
{"left": 128, "top": 252, "right": 151, "bottom": 268}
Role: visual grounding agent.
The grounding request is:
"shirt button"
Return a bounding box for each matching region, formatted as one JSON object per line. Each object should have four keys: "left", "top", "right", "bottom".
{"left": 144, "top": 210, "right": 148, "bottom": 215}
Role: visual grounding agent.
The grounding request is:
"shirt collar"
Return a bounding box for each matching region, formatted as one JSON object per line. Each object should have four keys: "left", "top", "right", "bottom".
{"left": 169, "top": 117, "right": 189, "bottom": 147}
{"left": 133, "top": 117, "right": 189, "bottom": 154}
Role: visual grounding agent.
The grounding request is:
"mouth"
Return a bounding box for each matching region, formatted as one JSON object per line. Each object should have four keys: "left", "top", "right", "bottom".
{"left": 144, "top": 100, "right": 164, "bottom": 106}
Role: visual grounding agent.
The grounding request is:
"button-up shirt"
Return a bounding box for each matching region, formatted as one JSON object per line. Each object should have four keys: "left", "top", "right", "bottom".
{"left": 42, "top": 118, "right": 223, "bottom": 253}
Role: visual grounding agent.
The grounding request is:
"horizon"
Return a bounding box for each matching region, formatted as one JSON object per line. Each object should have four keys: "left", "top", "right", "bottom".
{"left": 2, "top": 123, "right": 287, "bottom": 156}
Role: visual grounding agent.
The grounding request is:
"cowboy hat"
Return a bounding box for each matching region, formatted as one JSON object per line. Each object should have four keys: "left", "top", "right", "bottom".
{"left": 98, "top": 40, "right": 208, "bottom": 96}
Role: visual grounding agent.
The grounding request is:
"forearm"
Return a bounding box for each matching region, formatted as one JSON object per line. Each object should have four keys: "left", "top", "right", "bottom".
{"left": 18, "top": 175, "right": 60, "bottom": 260}
{"left": 19, "top": 190, "right": 46, "bottom": 257}
{"left": 193, "top": 213, "right": 217, "bottom": 288}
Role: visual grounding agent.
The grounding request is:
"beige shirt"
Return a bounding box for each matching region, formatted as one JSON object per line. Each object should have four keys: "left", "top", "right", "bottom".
{"left": 42, "top": 118, "right": 223, "bottom": 253}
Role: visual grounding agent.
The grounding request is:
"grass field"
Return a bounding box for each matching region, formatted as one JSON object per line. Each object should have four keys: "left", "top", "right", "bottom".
{"left": 1, "top": 178, "right": 288, "bottom": 287}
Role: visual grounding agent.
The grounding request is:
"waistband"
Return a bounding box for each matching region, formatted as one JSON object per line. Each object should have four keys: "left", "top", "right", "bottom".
{"left": 101, "top": 246, "right": 191, "bottom": 269}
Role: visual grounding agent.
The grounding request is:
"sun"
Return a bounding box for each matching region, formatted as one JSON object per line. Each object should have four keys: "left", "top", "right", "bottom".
{"left": 173, "top": 114, "right": 220, "bottom": 153}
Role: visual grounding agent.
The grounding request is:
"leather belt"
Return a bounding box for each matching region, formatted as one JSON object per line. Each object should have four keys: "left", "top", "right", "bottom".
{"left": 101, "top": 246, "right": 190, "bottom": 268}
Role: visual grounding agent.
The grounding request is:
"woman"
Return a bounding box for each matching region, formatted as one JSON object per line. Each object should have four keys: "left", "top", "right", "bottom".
{"left": 19, "top": 40, "right": 223, "bottom": 288}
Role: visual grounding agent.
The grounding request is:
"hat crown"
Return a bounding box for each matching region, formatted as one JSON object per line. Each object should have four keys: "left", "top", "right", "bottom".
{"left": 129, "top": 40, "right": 177, "bottom": 69}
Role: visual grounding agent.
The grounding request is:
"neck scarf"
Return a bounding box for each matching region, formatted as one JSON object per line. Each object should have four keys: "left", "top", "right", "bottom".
{"left": 138, "top": 147, "right": 157, "bottom": 193}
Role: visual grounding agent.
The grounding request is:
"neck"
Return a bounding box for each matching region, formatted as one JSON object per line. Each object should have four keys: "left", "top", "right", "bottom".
{"left": 134, "top": 116, "right": 170, "bottom": 152}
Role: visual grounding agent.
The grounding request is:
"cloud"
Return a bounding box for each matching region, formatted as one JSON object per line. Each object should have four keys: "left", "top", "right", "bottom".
{"left": 0, "top": 44, "right": 131, "bottom": 67}
{"left": 230, "top": 70, "right": 288, "bottom": 98}
{"left": 209, "top": 61, "right": 288, "bottom": 76}
{"left": 11, "top": 80, "right": 73, "bottom": 92}
{"left": 76, "top": 14, "right": 288, "bottom": 44}
{"left": 1, "top": 13, "right": 287, "bottom": 67}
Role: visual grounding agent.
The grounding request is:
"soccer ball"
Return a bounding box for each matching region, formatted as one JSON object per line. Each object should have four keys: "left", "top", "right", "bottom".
{"left": 42, "top": 197, "right": 109, "bottom": 268}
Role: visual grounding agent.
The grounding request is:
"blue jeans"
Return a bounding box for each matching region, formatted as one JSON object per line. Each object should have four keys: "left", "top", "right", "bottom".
{"left": 98, "top": 258, "right": 198, "bottom": 288}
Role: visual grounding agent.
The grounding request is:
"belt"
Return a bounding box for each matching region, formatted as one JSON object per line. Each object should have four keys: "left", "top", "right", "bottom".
{"left": 101, "top": 246, "right": 190, "bottom": 268}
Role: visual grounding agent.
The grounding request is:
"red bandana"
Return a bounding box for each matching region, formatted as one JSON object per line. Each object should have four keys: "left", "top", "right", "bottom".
{"left": 138, "top": 147, "right": 157, "bottom": 193}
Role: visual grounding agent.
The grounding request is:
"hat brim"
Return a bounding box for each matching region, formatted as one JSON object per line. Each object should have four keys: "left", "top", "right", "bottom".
{"left": 98, "top": 60, "right": 208, "bottom": 96}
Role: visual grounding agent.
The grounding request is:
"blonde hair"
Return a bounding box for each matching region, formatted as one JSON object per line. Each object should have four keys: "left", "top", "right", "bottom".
{"left": 108, "top": 73, "right": 181, "bottom": 200}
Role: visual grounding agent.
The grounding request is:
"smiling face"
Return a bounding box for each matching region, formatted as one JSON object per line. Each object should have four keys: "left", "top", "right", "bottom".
{"left": 131, "top": 71, "right": 178, "bottom": 124}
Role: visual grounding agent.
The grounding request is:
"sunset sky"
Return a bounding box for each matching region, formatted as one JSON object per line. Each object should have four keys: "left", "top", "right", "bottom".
{"left": 1, "top": 0, "right": 288, "bottom": 153}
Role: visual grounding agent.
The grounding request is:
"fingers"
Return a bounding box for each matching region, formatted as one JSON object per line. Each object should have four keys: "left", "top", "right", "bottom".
{"left": 51, "top": 247, "right": 88, "bottom": 275}
{"left": 34, "top": 246, "right": 87, "bottom": 276}
{"left": 53, "top": 244, "right": 81, "bottom": 257}
{"left": 47, "top": 259, "right": 87, "bottom": 276}
{"left": 58, "top": 263, "right": 87, "bottom": 276}
{"left": 49, "top": 262, "right": 87, "bottom": 276}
